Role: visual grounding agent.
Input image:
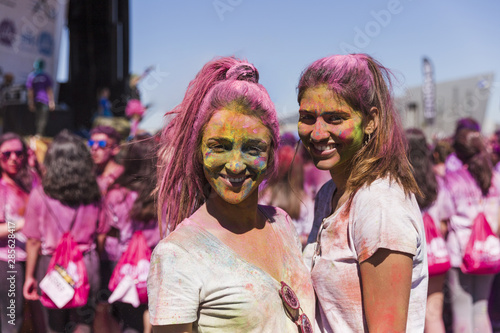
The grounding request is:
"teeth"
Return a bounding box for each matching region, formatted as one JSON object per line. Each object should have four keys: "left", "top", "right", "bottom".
{"left": 314, "top": 144, "right": 336, "bottom": 151}
{"left": 222, "top": 175, "right": 246, "bottom": 182}
{"left": 227, "top": 177, "right": 245, "bottom": 182}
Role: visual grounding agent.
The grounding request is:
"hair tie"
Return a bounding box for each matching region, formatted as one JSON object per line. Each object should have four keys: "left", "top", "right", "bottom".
{"left": 226, "top": 63, "right": 259, "bottom": 83}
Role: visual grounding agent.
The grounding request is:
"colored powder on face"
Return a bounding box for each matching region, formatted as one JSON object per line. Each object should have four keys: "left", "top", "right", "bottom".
{"left": 201, "top": 109, "right": 271, "bottom": 204}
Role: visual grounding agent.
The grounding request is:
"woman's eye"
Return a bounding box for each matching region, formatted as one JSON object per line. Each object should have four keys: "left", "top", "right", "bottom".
{"left": 325, "top": 115, "right": 343, "bottom": 123}
{"left": 299, "top": 113, "right": 315, "bottom": 124}
{"left": 246, "top": 147, "right": 264, "bottom": 156}
{"left": 209, "top": 144, "right": 226, "bottom": 152}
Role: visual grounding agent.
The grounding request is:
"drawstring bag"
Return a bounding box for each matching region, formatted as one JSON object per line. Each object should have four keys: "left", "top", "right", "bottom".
{"left": 461, "top": 212, "right": 500, "bottom": 275}
{"left": 423, "top": 212, "right": 451, "bottom": 276}
{"left": 108, "top": 231, "right": 151, "bottom": 307}
{"left": 39, "top": 232, "right": 90, "bottom": 309}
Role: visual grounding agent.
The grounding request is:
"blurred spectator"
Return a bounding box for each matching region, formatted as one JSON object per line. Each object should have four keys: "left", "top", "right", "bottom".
{"left": 23, "top": 130, "right": 106, "bottom": 333}
{"left": 259, "top": 134, "right": 314, "bottom": 247}
{"left": 0, "top": 133, "right": 39, "bottom": 333}
{"left": 26, "top": 58, "right": 55, "bottom": 136}
{"left": 432, "top": 138, "right": 453, "bottom": 178}
{"left": 100, "top": 133, "right": 159, "bottom": 333}
{"left": 96, "top": 87, "right": 113, "bottom": 118}
{"left": 89, "top": 125, "right": 125, "bottom": 194}
{"left": 445, "top": 117, "right": 481, "bottom": 173}
{"left": 406, "top": 128, "right": 450, "bottom": 333}
{"left": 125, "top": 99, "right": 146, "bottom": 139}
{"left": 442, "top": 127, "right": 499, "bottom": 332}
{"left": 0, "top": 72, "right": 14, "bottom": 108}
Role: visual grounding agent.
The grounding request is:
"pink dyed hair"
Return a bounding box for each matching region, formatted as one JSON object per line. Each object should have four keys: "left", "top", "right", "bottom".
{"left": 157, "top": 56, "right": 279, "bottom": 235}
{"left": 297, "top": 54, "right": 419, "bottom": 200}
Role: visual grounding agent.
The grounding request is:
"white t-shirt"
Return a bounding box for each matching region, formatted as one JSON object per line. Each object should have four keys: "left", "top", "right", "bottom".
{"left": 147, "top": 206, "right": 315, "bottom": 332}
{"left": 307, "top": 178, "right": 428, "bottom": 332}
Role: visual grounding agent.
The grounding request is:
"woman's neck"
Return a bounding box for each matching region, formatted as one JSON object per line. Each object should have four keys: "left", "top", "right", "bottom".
{"left": 329, "top": 167, "right": 349, "bottom": 196}
{"left": 1, "top": 173, "right": 17, "bottom": 187}
{"left": 202, "top": 191, "right": 264, "bottom": 234}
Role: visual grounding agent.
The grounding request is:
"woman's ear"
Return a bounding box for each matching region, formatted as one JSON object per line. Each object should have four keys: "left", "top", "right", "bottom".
{"left": 365, "top": 107, "right": 379, "bottom": 135}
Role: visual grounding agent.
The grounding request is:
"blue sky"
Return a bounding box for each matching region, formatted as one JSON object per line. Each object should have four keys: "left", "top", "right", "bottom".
{"left": 130, "top": 0, "right": 500, "bottom": 133}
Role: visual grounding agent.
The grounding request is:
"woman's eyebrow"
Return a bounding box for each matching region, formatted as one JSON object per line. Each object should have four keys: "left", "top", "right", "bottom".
{"left": 245, "top": 139, "right": 268, "bottom": 146}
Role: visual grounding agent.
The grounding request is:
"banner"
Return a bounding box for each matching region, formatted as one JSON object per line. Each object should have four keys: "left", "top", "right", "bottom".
{"left": 0, "top": 0, "right": 67, "bottom": 91}
{"left": 422, "top": 57, "right": 436, "bottom": 124}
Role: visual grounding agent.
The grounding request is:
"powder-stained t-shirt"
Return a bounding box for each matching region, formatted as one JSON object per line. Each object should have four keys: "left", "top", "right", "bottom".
{"left": 0, "top": 179, "right": 29, "bottom": 261}
{"left": 308, "top": 178, "right": 428, "bottom": 332}
{"left": 23, "top": 187, "right": 107, "bottom": 255}
{"left": 441, "top": 168, "right": 500, "bottom": 267}
{"left": 147, "top": 206, "right": 315, "bottom": 332}
{"left": 101, "top": 187, "right": 160, "bottom": 261}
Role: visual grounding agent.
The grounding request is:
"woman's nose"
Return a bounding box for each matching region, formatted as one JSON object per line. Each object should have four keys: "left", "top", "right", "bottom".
{"left": 310, "top": 118, "right": 330, "bottom": 141}
{"left": 225, "top": 151, "right": 246, "bottom": 174}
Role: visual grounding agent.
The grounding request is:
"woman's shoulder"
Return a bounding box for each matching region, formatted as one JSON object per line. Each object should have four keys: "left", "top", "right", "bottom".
{"left": 354, "top": 177, "right": 415, "bottom": 208}
{"left": 156, "top": 219, "right": 210, "bottom": 250}
{"left": 314, "top": 179, "right": 336, "bottom": 207}
{"left": 360, "top": 177, "right": 404, "bottom": 195}
{"left": 258, "top": 204, "right": 294, "bottom": 227}
{"left": 27, "top": 185, "right": 45, "bottom": 201}
{"left": 105, "top": 186, "right": 133, "bottom": 204}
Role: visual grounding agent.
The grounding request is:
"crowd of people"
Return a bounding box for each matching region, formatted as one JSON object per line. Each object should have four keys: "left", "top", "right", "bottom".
{"left": 0, "top": 53, "right": 499, "bottom": 333}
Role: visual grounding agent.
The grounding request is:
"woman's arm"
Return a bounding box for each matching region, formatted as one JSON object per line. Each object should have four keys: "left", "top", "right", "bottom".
{"left": 360, "top": 248, "right": 413, "bottom": 333}
{"left": 96, "top": 232, "right": 106, "bottom": 256}
{"left": 23, "top": 237, "right": 41, "bottom": 300}
{"left": 0, "top": 218, "right": 25, "bottom": 237}
{"left": 153, "top": 323, "right": 192, "bottom": 333}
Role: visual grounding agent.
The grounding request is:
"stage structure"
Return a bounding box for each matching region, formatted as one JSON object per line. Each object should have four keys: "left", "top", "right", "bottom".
{"left": 396, "top": 72, "right": 495, "bottom": 140}
{"left": 0, "top": 0, "right": 130, "bottom": 135}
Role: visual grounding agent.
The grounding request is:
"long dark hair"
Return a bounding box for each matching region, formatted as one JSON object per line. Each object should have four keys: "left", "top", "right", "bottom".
{"left": 42, "top": 130, "right": 101, "bottom": 206}
{"left": 453, "top": 128, "right": 493, "bottom": 196}
{"left": 112, "top": 133, "right": 157, "bottom": 222}
{"left": 405, "top": 128, "right": 437, "bottom": 210}
{"left": 0, "top": 132, "right": 34, "bottom": 193}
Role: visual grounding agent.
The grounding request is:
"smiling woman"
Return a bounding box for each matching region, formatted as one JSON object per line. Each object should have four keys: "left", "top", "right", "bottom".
{"left": 299, "top": 54, "right": 427, "bottom": 333}
{"left": 148, "top": 57, "right": 315, "bottom": 333}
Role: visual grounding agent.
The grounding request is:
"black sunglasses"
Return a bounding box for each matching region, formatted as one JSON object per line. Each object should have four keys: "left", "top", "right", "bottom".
{"left": 1, "top": 150, "right": 24, "bottom": 160}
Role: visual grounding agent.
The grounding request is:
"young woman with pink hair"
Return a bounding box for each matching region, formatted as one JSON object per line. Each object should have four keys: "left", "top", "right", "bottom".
{"left": 299, "top": 54, "right": 427, "bottom": 332}
{"left": 147, "top": 57, "right": 314, "bottom": 332}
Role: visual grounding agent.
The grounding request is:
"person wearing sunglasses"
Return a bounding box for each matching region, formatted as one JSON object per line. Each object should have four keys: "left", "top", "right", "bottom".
{"left": 0, "top": 132, "right": 40, "bottom": 333}
{"left": 88, "top": 125, "right": 124, "bottom": 195}
{"left": 298, "top": 54, "right": 427, "bottom": 332}
{"left": 148, "top": 57, "right": 315, "bottom": 333}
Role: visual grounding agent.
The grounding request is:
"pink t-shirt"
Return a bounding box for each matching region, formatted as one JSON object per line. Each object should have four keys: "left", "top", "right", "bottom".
{"left": 441, "top": 168, "right": 500, "bottom": 267}
{"left": 23, "top": 187, "right": 108, "bottom": 255}
{"left": 306, "top": 178, "right": 428, "bottom": 332}
{"left": 102, "top": 187, "right": 160, "bottom": 261}
{"left": 0, "top": 179, "right": 30, "bottom": 261}
{"left": 147, "top": 206, "right": 315, "bottom": 332}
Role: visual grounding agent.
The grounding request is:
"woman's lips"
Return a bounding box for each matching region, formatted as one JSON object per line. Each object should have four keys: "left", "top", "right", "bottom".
{"left": 220, "top": 174, "right": 250, "bottom": 187}
{"left": 310, "top": 143, "right": 338, "bottom": 157}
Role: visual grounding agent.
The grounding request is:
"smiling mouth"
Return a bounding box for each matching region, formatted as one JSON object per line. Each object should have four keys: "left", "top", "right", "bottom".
{"left": 220, "top": 174, "right": 250, "bottom": 187}
{"left": 310, "top": 143, "right": 338, "bottom": 155}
